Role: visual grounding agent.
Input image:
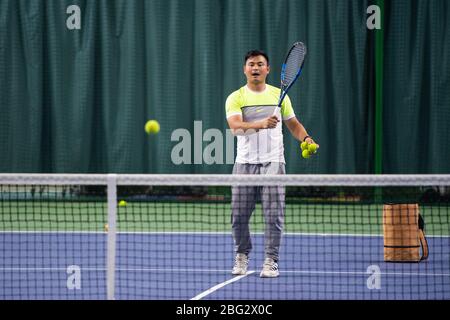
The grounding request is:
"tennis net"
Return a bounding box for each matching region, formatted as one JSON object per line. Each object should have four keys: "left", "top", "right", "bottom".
{"left": 0, "top": 174, "right": 449, "bottom": 300}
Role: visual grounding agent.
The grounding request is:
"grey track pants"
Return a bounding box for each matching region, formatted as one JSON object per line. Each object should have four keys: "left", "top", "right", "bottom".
{"left": 231, "top": 162, "right": 285, "bottom": 261}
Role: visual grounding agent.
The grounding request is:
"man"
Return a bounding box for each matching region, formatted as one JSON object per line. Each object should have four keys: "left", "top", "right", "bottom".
{"left": 225, "top": 49, "right": 318, "bottom": 278}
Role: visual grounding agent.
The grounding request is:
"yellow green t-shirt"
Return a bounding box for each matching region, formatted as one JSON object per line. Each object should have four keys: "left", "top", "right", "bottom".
{"left": 225, "top": 84, "right": 296, "bottom": 163}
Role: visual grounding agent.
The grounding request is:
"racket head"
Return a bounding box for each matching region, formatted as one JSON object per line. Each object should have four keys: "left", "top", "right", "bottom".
{"left": 280, "top": 42, "right": 307, "bottom": 91}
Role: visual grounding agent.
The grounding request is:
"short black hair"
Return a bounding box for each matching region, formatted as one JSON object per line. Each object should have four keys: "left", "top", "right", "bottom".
{"left": 244, "top": 50, "right": 269, "bottom": 65}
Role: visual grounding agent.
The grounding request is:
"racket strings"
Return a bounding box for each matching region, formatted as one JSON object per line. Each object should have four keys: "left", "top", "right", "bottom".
{"left": 282, "top": 43, "right": 306, "bottom": 88}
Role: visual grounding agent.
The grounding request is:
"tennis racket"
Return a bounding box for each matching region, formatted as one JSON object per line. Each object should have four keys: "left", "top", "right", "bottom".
{"left": 272, "top": 41, "right": 307, "bottom": 116}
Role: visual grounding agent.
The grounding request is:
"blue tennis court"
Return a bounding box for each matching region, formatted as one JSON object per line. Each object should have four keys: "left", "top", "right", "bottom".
{"left": 1, "top": 232, "right": 449, "bottom": 300}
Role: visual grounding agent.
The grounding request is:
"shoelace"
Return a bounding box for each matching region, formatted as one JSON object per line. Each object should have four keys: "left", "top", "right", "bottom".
{"left": 234, "top": 256, "right": 248, "bottom": 267}
{"left": 263, "top": 261, "right": 278, "bottom": 271}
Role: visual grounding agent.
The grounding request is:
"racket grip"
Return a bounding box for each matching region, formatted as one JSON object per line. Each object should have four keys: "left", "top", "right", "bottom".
{"left": 271, "top": 107, "right": 279, "bottom": 117}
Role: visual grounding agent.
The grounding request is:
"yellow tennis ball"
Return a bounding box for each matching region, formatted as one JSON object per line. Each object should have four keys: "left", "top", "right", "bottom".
{"left": 118, "top": 200, "right": 127, "bottom": 207}
{"left": 145, "top": 120, "right": 160, "bottom": 134}
{"left": 104, "top": 223, "right": 109, "bottom": 232}
{"left": 308, "top": 143, "right": 317, "bottom": 154}
{"left": 301, "top": 141, "right": 308, "bottom": 150}
{"left": 302, "top": 149, "right": 311, "bottom": 159}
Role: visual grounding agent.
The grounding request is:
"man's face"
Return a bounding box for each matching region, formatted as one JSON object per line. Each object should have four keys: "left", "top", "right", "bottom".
{"left": 243, "top": 55, "right": 270, "bottom": 85}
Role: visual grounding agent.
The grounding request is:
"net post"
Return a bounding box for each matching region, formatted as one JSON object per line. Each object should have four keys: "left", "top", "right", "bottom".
{"left": 374, "top": 0, "right": 384, "bottom": 175}
{"left": 106, "top": 174, "right": 117, "bottom": 300}
{"left": 374, "top": 0, "right": 384, "bottom": 203}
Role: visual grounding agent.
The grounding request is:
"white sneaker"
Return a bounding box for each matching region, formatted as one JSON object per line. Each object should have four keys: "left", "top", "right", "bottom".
{"left": 260, "top": 258, "right": 279, "bottom": 278}
{"left": 232, "top": 253, "right": 249, "bottom": 275}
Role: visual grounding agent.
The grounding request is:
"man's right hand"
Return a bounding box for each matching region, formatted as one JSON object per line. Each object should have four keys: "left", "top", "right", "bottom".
{"left": 260, "top": 115, "right": 279, "bottom": 129}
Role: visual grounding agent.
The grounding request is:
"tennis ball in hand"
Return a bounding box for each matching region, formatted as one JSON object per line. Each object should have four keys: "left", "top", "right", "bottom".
{"left": 302, "top": 149, "right": 311, "bottom": 159}
{"left": 301, "top": 141, "right": 308, "bottom": 150}
{"left": 308, "top": 143, "right": 318, "bottom": 154}
{"left": 118, "top": 200, "right": 127, "bottom": 207}
{"left": 145, "top": 120, "right": 160, "bottom": 134}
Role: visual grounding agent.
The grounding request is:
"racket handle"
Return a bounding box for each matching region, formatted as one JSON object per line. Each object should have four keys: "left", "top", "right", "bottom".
{"left": 271, "top": 106, "right": 280, "bottom": 117}
{"left": 274, "top": 90, "right": 285, "bottom": 116}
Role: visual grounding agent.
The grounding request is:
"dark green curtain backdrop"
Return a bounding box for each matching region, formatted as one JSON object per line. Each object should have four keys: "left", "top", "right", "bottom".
{"left": 383, "top": 0, "right": 450, "bottom": 173}
{"left": 0, "top": 0, "right": 448, "bottom": 174}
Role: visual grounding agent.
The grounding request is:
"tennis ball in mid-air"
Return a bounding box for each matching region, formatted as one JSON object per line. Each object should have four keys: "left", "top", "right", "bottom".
{"left": 308, "top": 143, "right": 318, "bottom": 154}
{"left": 145, "top": 120, "right": 160, "bottom": 134}
{"left": 301, "top": 141, "right": 308, "bottom": 150}
{"left": 104, "top": 223, "right": 109, "bottom": 232}
{"left": 119, "top": 200, "right": 127, "bottom": 207}
{"left": 302, "top": 149, "right": 311, "bottom": 159}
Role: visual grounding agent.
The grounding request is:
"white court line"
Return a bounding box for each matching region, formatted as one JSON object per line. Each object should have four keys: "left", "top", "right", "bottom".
{"left": 0, "top": 267, "right": 105, "bottom": 271}
{"left": 0, "top": 267, "right": 238, "bottom": 273}
{"left": 1, "top": 267, "right": 448, "bottom": 278}
{"left": 281, "top": 270, "right": 450, "bottom": 277}
{"left": 191, "top": 271, "right": 256, "bottom": 300}
{"left": 1, "top": 230, "right": 449, "bottom": 238}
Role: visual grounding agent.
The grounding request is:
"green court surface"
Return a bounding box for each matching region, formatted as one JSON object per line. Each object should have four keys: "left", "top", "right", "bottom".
{"left": 1, "top": 201, "right": 449, "bottom": 236}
